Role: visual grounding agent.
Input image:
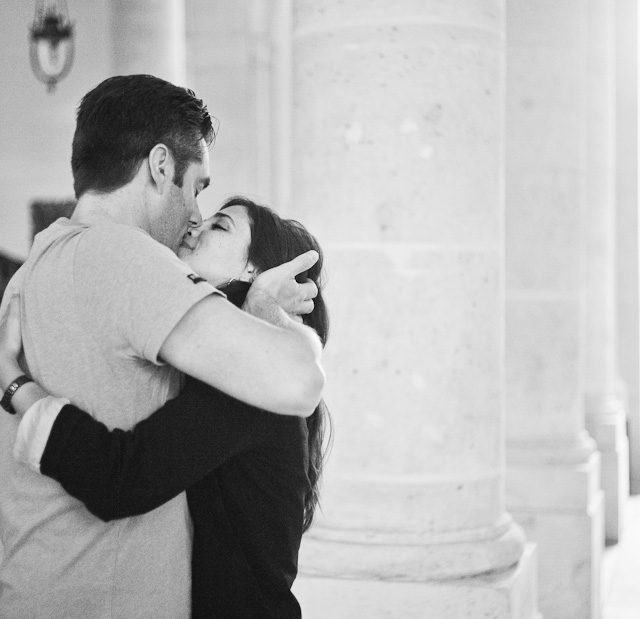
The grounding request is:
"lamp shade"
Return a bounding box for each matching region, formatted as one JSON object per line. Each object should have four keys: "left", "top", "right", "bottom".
{"left": 29, "top": 3, "right": 74, "bottom": 92}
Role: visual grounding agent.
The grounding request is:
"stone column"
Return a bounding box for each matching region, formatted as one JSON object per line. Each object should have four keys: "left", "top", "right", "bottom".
{"left": 183, "top": 0, "right": 286, "bottom": 214}
{"left": 505, "top": 1, "right": 605, "bottom": 619}
{"left": 584, "top": 0, "right": 629, "bottom": 545}
{"left": 110, "top": 0, "right": 186, "bottom": 85}
{"left": 615, "top": 0, "right": 640, "bottom": 497}
{"left": 290, "top": 2, "right": 539, "bottom": 617}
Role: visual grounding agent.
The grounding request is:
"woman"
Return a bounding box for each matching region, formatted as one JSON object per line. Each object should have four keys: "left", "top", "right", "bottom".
{"left": 0, "top": 197, "right": 331, "bottom": 619}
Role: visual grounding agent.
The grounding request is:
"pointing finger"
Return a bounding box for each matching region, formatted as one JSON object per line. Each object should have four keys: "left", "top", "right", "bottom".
{"left": 281, "top": 250, "right": 319, "bottom": 278}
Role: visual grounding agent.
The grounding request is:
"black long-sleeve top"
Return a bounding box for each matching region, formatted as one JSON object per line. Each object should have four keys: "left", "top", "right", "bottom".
{"left": 40, "top": 375, "right": 309, "bottom": 619}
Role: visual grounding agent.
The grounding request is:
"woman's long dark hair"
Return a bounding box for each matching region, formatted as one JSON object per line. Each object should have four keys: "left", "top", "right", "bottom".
{"left": 219, "top": 196, "right": 332, "bottom": 532}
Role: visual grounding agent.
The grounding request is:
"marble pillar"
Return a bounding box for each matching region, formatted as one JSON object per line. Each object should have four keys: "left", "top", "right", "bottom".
{"left": 290, "top": 2, "right": 539, "bottom": 617}
{"left": 111, "top": 0, "right": 186, "bottom": 85}
{"left": 584, "top": 0, "right": 629, "bottom": 545}
{"left": 184, "top": 0, "right": 287, "bottom": 214}
{"left": 615, "top": 0, "right": 640, "bottom": 497}
{"left": 505, "top": 1, "right": 605, "bottom": 618}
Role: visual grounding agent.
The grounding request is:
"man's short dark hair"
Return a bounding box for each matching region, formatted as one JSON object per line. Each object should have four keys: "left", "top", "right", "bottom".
{"left": 71, "top": 74, "right": 215, "bottom": 199}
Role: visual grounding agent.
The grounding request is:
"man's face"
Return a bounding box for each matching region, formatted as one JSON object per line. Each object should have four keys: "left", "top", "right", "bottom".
{"left": 156, "top": 141, "right": 210, "bottom": 254}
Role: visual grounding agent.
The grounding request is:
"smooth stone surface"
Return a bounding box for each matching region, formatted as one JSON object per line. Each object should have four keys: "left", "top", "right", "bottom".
{"left": 298, "top": 518, "right": 526, "bottom": 581}
{"left": 505, "top": 297, "right": 583, "bottom": 442}
{"left": 507, "top": 451, "right": 604, "bottom": 619}
{"left": 111, "top": 0, "right": 186, "bottom": 84}
{"left": 586, "top": 405, "right": 630, "bottom": 543}
{"left": 293, "top": 544, "right": 541, "bottom": 619}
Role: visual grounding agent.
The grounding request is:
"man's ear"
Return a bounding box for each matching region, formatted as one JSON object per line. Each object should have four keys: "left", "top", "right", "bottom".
{"left": 148, "top": 144, "right": 174, "bottom": 193}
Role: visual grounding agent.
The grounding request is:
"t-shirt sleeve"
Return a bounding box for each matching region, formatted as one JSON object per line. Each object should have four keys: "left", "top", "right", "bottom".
{"left": 0, "top": 266, "right": 25, "bottom": 316}
{"left": 72, "top": 224, "right": 221, "bottom": 363}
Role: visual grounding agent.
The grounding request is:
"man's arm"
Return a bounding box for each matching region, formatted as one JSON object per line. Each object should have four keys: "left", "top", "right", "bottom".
{"left": 70, "top": 227, "right": 324, "bottom": 418}
{"left": 160, "top": 251, "right": 325, "bottom": 418}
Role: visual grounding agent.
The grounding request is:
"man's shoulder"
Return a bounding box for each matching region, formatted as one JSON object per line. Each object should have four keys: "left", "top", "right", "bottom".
{"left": 71, "top": 223, "right": 177, "bottom": 267}
{"left": 80, "top": 222, "right": 158, "bottom": 246}
{"left": 0, "top": 265, "right": 25, "bottom": 315}
{"left": 29, "top": 217, "right": 78, "bottom": 253}
{"left": 36, "top": 219, "right": 158, "bottom": 246}
{"left": 23, "top": 221, "right": 175, "bottom": 276}
{"left": 27, "top": 219, "right": 152, "bottom": 258}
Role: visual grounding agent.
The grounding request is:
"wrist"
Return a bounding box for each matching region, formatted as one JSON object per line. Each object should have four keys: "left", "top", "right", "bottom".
{"left": 1, "top": 375, "right": 33, "bottom": 415}
{"left": 243, "top": 288, "right": 289, "bottom": 328}
{"left": 0, "top": 361, "right": 24, "bottom": 392}
{"left": 10, "top": 382, "right": 49, "bottom": 417}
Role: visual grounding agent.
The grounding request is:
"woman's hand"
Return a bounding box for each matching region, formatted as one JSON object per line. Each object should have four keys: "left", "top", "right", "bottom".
{"left": 0, "top": 294, "right": 25, "bottom": 391}
{"left": 245, "top": 250, "right": 319, "bottom": 322}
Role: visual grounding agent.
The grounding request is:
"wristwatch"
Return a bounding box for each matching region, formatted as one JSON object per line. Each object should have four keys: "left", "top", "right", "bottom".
{"left": 1, "top": 375, "right": 33, "bottom": 415}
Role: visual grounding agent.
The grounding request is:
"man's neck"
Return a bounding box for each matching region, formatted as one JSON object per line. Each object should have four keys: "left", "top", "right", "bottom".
{"left": 71, "top": 185, "right": 149, "bottom": 233}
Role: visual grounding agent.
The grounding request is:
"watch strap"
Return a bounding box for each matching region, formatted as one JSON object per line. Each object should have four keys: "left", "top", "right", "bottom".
{"left": 1, "top": 375, "right": 32, "bottom": 415}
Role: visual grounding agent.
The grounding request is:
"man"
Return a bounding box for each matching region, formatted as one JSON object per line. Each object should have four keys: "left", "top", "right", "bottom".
{"left": 0, "top": 75, "right": 324, "bottom": 618}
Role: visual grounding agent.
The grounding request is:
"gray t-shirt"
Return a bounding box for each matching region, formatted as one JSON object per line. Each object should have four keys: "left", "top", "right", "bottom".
{"left": 0, "top": 219, "right": 218, "bottom": 619}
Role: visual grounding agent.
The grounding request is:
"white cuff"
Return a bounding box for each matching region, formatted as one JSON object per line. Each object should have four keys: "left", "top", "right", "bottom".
{"left": 14, "top": 396, "right": 70, "bottom": 473}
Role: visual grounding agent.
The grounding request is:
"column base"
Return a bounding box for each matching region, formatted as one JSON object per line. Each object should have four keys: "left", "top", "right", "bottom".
{"left": 298, "top": 514, "right": 526, "bottom": 581}
{"left": 625, "top": 392, "right": 640, "bottom": 495}
{"left": 293, "top": 544, "right": 540, "bottom": 619}
{"left": 507, "top": 446, "right": 604, "bottom": 619}
{"left": 586, "top": 399, "right": 630, "bottom": 543}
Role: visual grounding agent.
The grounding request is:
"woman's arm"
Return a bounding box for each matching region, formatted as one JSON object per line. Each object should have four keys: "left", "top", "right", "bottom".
{"left": 39, "top": 377, "right": 273, "bottom": 521}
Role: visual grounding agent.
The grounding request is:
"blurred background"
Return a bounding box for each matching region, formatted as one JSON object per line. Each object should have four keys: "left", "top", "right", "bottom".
{"left": 0, "top": 1, "right": 638, "bottom": 618}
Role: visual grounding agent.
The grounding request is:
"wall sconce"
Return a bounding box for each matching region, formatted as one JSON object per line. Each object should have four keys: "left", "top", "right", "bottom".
{"left": 29, "top": 0, "right": 75, "bottom": 93}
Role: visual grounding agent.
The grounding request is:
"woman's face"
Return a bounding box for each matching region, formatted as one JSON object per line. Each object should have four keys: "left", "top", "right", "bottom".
{"left": 177, "top": 203, "right": 254, "bottom": 287}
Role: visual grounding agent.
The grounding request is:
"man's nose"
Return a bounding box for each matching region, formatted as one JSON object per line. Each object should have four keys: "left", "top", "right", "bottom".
{"left": 187, "top": 224, "right": 202, "bottom": 239}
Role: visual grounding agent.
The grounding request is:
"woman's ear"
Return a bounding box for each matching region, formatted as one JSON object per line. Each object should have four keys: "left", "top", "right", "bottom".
{"left": 148, "top": 144, "right": 174, "bottom": 194}
{"left": 239, "top": 261, "right": 257, "bottom": 283}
